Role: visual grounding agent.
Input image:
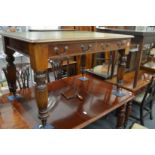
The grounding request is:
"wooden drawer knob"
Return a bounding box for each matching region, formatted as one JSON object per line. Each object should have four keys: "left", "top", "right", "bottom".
{"left": 54, "top": 46, "right": 59, "bottom": 54}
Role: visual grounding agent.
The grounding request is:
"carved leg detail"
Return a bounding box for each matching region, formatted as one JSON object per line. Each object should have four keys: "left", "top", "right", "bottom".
{"left": 116, "top": 104, "right": 126, "bottom": 129}
{"left": 35, "top": 71, "right": 49, "bottom": 128}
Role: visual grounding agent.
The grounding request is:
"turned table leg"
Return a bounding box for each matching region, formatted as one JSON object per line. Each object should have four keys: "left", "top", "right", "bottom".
{"left": 113, "top": 49, "right": 127, "bottom": 96}
{"left": 34, "top": 71, "right": 51, "bottom": 128}
{"left": 2, "top": 36, "right": 17, "bottom": 99}
{"left": 116, "top": 104, "right": 126, "bottom": 129}
{"left": 133, "top": 39, "right": 144, "bottom": 88}
{"left": 29, "top": 44, "right": 53, "bottom": 128}
{"left": 79, "top": 44, "right": 91, "bottom": 81}
{"left": 5, "top": 50, "right": 17, "bottom": 95}
{"left": 124, "top": 102, "right": 132, "bottom": 128}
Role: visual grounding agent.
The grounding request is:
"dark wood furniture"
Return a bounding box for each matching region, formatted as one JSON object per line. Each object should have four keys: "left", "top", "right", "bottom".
{"left": 106, "top": 69, "right": 153, "bottom": 127}
{"left": 106, "top": 69, "right": 152, "bottom": 94}
{"left": 97, "top": 27, "right": 155, "bottom": 88}
{"left": 2, "top": 64, "right": 30, "bottom": 90}
{"left": 48, "top": 57, "right": 71, "bottom": 80}
{"left": 131, "top": 75, "right": 155, "bottom": 125}
{"left": 0, "top": 31, "right": 133, "bottom": 128}
{"left": 0, "top": 74, "right": 134, "bottom": 129}
{"left": 47, "top": 59, "right": 77, "bottom": 82}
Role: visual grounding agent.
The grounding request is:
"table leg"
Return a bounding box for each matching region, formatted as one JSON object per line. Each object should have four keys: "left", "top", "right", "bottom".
{"left": 116, "top": 104, "right": 126, "bottom": 129}
{"left": 113, "top": 49, "right": 127, "bottom": 96}
{"left": 110, "top": 51, "right": 116, "bottom": 78}
{"left": 29, "top": 44, "right": 54, "bottom": 128}
{"left": 2, "top": 37, "right": 19, "bottom": 101}
{"left": 124, "top": 102, "right": 132, "bottom": 128}
{"left": 4, "top": 49, "right": 17, "bottom": 96}
{"left": 133, "top": 39, "right": 144, "bottom": 88}
{"left": 79, "top": 54, "right": 88, "bottom": 81}
{"left": 34, "top": 71, "right": 51, "bottom": 128}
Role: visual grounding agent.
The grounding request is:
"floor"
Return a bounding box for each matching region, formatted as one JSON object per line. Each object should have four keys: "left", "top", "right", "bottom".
{"left": 84, "top": 101, "right": 155, "bottom": 129}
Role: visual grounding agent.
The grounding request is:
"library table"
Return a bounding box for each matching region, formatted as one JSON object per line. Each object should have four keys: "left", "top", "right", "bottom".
{"left": 0, "top": 31, "right": 133, "bottom": 128}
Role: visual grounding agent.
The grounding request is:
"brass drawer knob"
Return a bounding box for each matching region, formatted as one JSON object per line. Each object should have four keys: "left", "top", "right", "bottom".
{"left": 80, "top": 44, "right": 86, "bottom": 52}
{"left": 81, "top": 44, "right": 92, "bottom": 52}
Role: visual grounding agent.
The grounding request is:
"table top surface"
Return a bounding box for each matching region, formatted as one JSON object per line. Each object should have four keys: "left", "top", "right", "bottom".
{"left": 106, "top": 69, "right": 152, "bottom": 93}
{"left": 97, "top": 27, "right": 155, "bottom": 37}
{"left": 0, "top": 31, "right": 133, "bottom": 43}
{"left": 0, "top": 74, "right": 134, "bottom": 129}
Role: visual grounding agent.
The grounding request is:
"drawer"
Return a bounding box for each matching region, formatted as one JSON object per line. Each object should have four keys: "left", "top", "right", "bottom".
{"left": 97, "top": 39, "right": 130, "bottom": 52}
{"left": 48, "top": 41, "right": 97, "bottom": 59}
{"left": 48, "top": 39, "right": 131, "bottom": 59}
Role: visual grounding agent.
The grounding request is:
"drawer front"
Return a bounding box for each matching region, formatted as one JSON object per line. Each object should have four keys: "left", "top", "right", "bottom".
{"left": 48, "top": 39, "right": 131, "bottom": 59}
{"left": 97, "top": 39, "right": 130, "bottom": 52}
{"left": 48, "top": 42, "right": 97, "bottom": 59}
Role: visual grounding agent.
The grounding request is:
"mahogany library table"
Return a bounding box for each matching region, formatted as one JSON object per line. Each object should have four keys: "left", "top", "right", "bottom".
{"left": 0, "top": 31, "right": 133, "bottom": 128}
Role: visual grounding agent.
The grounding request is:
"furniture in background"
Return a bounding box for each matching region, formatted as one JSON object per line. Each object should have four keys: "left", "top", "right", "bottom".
{"left": 97, "top": 27, "right": 155, "bottom": 88}
{"left": 87, "top": 50, "right": 117, "bottom": 79}
{"left": 130, "top": 75, "right": 155, "bottom": 125}
{"left": 140, "top": 52, "right": 155, "bottom": 73}
{"left": 106, "top": 69, "right": 153, "bottom": 127}
{"left": 2, "top": 63, "right": 30, "bottom": 101}
{"left": 48, "top": 57, "right": 76, "bottom": 81}
{"left": 0, "top": 31, "right": 132, "bottom": 128}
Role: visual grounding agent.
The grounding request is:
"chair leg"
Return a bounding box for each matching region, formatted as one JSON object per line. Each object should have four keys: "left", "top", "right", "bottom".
{"left": 149, "top": 102, "right": 153, "bottom": 120}
{"left": 140, "top": 106, "right": 144, "bottom": 125}
{"left": 47, "top": 71, "right": 50, "bottom": 83}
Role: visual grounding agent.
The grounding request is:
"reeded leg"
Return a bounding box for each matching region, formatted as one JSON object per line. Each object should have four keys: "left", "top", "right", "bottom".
{"left": 116, "top": 104, "right": 126, "bottom": 129}
{"left": 28, "top": 44, "right": 54, "bottom": 128}
{"left": 124, "top": 102, "right": 132, "bottom": 128}
{"left": 34, "top": 71, "right": 52, "bottom": 128}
